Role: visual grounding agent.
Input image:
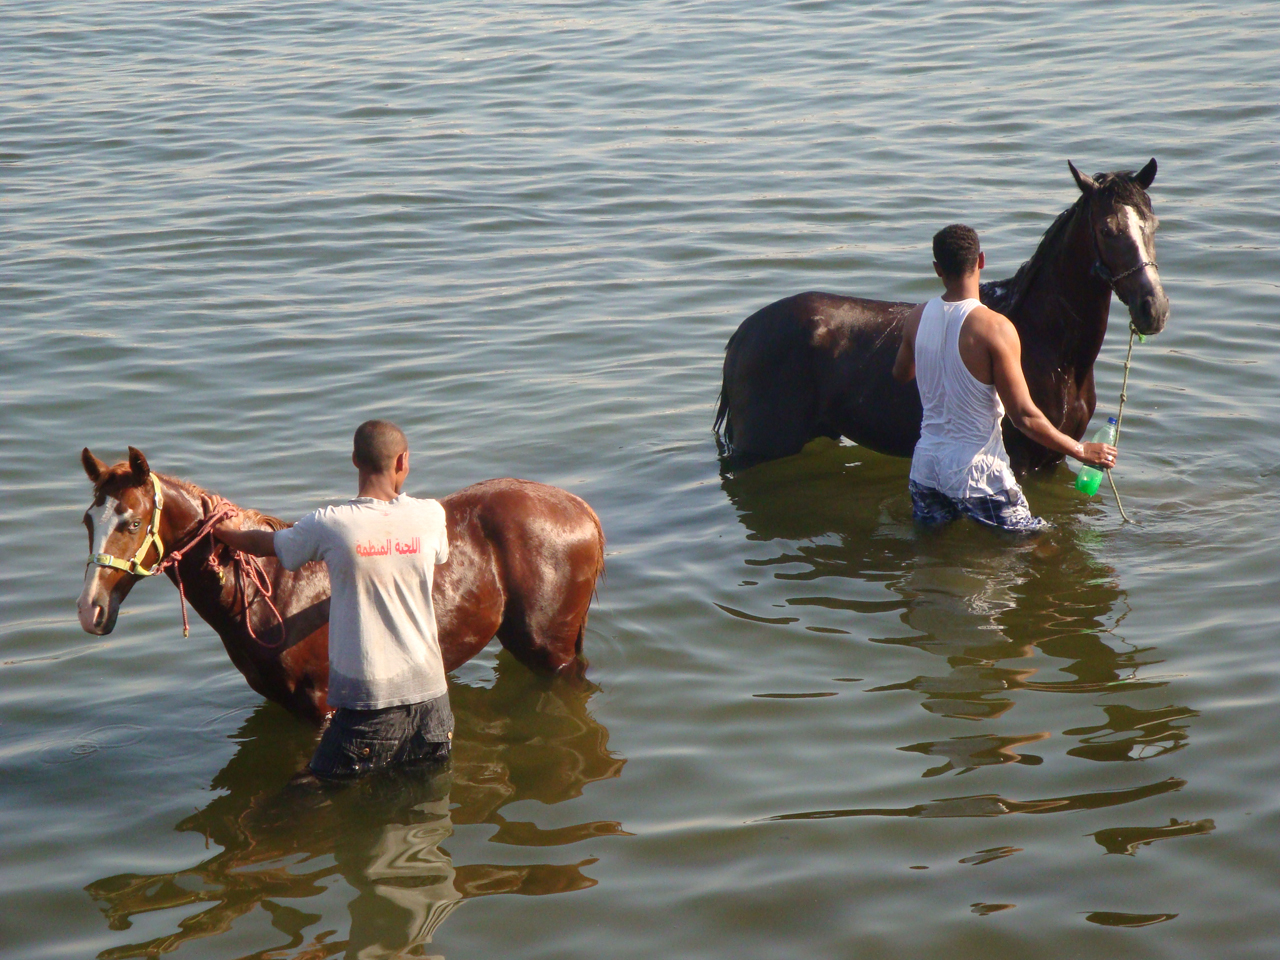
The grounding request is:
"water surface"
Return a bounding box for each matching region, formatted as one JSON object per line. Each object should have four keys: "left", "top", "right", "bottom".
{"left": 3, "top": 1, "right": 1280, "bottom": 957}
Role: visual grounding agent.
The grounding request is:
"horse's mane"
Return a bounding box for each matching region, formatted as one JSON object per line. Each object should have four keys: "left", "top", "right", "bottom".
{"left": 91, "top": 463, "right": 288, "bottom": 531}
{"left": 162, "top": 473, "right": 290, "bottom": 531}
{"left": 982, "top": 169, "right": 1153, "bottom": 316}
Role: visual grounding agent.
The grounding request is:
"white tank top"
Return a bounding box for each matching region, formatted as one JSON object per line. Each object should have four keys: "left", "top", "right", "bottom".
{"left": 908, "top": 296, "right": 1017, "bottom": 498}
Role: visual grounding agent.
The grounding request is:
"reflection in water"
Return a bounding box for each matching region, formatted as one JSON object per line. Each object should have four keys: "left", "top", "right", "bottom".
{"left": 971, "top": 902, "right": 1016, "bottom": 916}
{"left": 959, "top": 846, "right": 1022, "bottom": 865}
{"left": 723, "top": 443, "right": 1211, "bottom": 904}
{"left": 898, "top": 732, "right": 1049, "bottom": 777}
{"left": 720, "top": 445, "right": 1196, "bottom": 777}
{"left": 86, "top": 655, "right": 625, "bottom": 959}
{"left": 1064, "top": 704, "right": 1197, "bottom": 763}
{"left": 334, "top": 770, "right": 461, "bottom": 957}
{"left": 1089, "top": 817, "right": 1215, "bottom": 856}
{"left": 1084, "top": 911, "right": 1178, "bottom": 928}
{"left": 761, "top": 776, "right": 1185, "bottom": 822}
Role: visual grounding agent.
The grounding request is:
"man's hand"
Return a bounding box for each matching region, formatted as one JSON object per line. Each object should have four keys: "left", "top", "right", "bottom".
{"left": 200, "top": 494, "right": 241, "bottom": 537}
{"left": 201, "top": 495, "right": 277, "bottom": 557}
{"left": 1078, "top": 442, "right": 1118, "bottom": 469}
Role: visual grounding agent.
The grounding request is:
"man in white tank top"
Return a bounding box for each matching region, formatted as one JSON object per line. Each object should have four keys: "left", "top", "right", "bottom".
{"left": 892, "top": 224, "right": 1117, "bottom": 532}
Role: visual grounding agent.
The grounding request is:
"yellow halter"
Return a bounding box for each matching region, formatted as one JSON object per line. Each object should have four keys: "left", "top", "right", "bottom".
{"left": 89, "top": 474, "right": 166, "bottom": 577}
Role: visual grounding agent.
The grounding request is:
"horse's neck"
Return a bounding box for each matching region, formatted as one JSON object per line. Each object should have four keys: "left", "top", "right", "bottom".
{"left": 152, "top": 477, "right": 330, "bottom": 723}
{"left": 1013, "top": 202, "right": 1113, "bottom": 380}
{"left": 156, "top": 476, "right": 269, "bottom": 652}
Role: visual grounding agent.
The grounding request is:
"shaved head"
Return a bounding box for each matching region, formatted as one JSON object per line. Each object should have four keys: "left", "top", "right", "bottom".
{"left": 353, "top": 420, "right": 408, "bottom": 473}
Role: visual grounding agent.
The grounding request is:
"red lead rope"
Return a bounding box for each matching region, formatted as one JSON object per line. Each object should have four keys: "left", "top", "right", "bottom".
{"left": 156, "top": 502, "right": 287, "bottom": 644}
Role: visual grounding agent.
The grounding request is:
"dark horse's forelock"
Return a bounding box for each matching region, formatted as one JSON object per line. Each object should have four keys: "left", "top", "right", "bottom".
{"left": 1093, "top": 170, "right": 1155, "bottom": 215}
{"left": 988, "top": 169, "right": 1152, "bottom": 315}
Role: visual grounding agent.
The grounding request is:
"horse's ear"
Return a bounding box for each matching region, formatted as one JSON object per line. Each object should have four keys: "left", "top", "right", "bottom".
{"left": 1068, "top": 160, "right": 1098, "bottom": 195}
{"left": 1134, "top": 157, "right": 1157, "bottom": 190}
{"left": 82, "top": 448, "right": 108, "bottom": 483}
{"left": 127, "top": 447, "right": 151, "bottom": 486}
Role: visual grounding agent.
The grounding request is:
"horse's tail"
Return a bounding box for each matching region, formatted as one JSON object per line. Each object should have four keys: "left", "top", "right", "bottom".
{"left": 589, "top": 503, "right": 606, "bottom": 594}
{"left": 713, "top": 388, "right": 730, "bottom": 443}
{"left": 713, "top": 327, "right": 738, "bottom": 449}
{"left": 573, "top": 503, "right": 606, "bottom": 660}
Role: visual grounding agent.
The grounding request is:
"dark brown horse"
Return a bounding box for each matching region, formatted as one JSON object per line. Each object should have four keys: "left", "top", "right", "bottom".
{"left": 715, "top": 160, "right": 1170, "bottom": 475}
{"left": 77, "top": 447, "right": 605, "bottom": 724}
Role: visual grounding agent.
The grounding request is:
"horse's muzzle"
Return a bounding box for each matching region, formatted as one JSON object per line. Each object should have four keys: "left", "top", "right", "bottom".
{"left": 1130, "top": 289, "right": 1170, "bottom": 336}
{"left": 78, "top": 598, "right": 118, "bottom": 635}
{"left": 78, "top": 569, "right": 124, "bottom": 635}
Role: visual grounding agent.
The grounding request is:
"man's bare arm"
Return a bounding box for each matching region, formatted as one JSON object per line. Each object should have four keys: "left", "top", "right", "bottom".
{"left": 984, "top": 313, "right": 1117, "bottom": 469}
{"left": 202, "top": 496, "right": 278, "bottom": 557}
{"left": 892, "top": 303, "right": 926, "bottom": 383}
{"left": 214, "top": 526, "right": 277, "bottom": 557}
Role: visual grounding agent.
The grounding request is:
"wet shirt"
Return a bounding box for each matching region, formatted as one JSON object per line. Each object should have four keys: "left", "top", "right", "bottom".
{"left": 909, "top": 296, "right": 1019, "bottom": 499}
{"left": 273, "top": 495, "right": 450, "bottom": 709}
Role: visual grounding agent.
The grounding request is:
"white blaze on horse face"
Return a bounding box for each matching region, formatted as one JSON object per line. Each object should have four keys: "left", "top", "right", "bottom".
{"left": 1121, "top": 205, "right": 1158, "bottom": 279}
{"left": 78, "top": 495, "right": 130, "bottom": 632}
{"left": 88, "top": 495, "right": 125, "bottom": 558}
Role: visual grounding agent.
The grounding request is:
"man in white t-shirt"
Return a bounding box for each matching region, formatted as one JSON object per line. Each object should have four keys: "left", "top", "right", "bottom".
{"left": 892, "top": 224, "right": 1117, "bottom": 532}
{"left": 211, "top": 420, "right": 453, "bottom": 778}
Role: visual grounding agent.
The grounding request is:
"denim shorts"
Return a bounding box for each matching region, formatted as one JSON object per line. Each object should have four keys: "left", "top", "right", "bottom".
{"left": 909, "top": 480, "right": 1051, "bottom": 534}
{"left": 310, "top": 693, "right": 453, "bottom": 780}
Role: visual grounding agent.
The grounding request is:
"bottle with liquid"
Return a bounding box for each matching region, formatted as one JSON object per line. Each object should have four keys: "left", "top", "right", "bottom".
{"left": 1074, "top": 417, "right": 1118, "bottom": 496}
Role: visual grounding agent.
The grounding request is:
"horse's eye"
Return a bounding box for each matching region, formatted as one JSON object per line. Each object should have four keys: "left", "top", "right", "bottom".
{"left": 129, "top": 519, "right": 142, "bottom": 531}
{"left": 1101, "top": 220, "right": 1120, "bottom": 238}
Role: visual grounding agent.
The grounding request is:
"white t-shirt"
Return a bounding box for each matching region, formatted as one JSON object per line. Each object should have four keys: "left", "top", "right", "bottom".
{"left": 273, "top": 494, "right": 450, "bottom": 710}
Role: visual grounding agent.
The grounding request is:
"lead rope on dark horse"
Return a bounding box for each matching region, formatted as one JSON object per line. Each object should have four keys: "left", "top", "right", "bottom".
{"left": 1105, "top": 326, "right": 1139, "bottom": 525}
{"left": 1085, "top": 201, "right": 1149, "bottom": 525}
{"left": 156, "top": 501, "right": 287, "bottom": 644}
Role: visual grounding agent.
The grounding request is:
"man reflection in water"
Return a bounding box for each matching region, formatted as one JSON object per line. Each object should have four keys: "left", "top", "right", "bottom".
{"left": 338, "top": 768, "right": 461, "bottom": 958}
{"left": 893, "top": 224, "right": 1118, "bottom": 532}
{"left": 211, "top": 420, "right": 454, "bottom": 779}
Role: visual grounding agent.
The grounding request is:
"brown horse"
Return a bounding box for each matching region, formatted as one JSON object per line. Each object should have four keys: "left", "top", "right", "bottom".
{"left": 715, "top": 159, "right": 1170, "bottom": 475}
{"left": 77, "top": 447, "right": 605, "bottom": 724}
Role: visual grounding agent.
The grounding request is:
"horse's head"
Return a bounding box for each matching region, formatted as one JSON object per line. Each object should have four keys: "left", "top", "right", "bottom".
{"left": 78, "top": 447, "right": 166, "bottom": 635}
{"left": 1069, "top": 158, "right": 1170, "bottom": 336}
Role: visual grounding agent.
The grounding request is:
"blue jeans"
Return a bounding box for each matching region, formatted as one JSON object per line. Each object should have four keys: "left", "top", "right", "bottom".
{"left": 310, "top": 693, "right": 453, "bottom": 779}
{"left": 909, "top": 480, "right": 1050, "bottom": 534}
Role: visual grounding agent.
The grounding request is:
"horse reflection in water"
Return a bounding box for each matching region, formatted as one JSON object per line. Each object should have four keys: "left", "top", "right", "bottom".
{"left": 721, "top": 443, "right": 1197, "bottom": 786}
{"left": 85, "top": 656, "right": 626, "bottom": 960}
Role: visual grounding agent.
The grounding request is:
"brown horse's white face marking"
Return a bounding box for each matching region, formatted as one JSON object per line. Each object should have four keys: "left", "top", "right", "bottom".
{"left": 78, "top": 449, "right": 156, "bottom": 635}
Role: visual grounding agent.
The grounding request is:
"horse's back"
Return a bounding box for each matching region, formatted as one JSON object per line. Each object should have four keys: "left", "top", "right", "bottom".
{"left": 719, "top": 291, "right": 919, "bottom": 460}
{"left": 443, "top": 478, "right": 602, "bottom": 563}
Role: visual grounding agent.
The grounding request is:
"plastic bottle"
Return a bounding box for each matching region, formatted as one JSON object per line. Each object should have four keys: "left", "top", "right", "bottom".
{"left": 1074, "top": 417, "right": 1118, "bottom": 496}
